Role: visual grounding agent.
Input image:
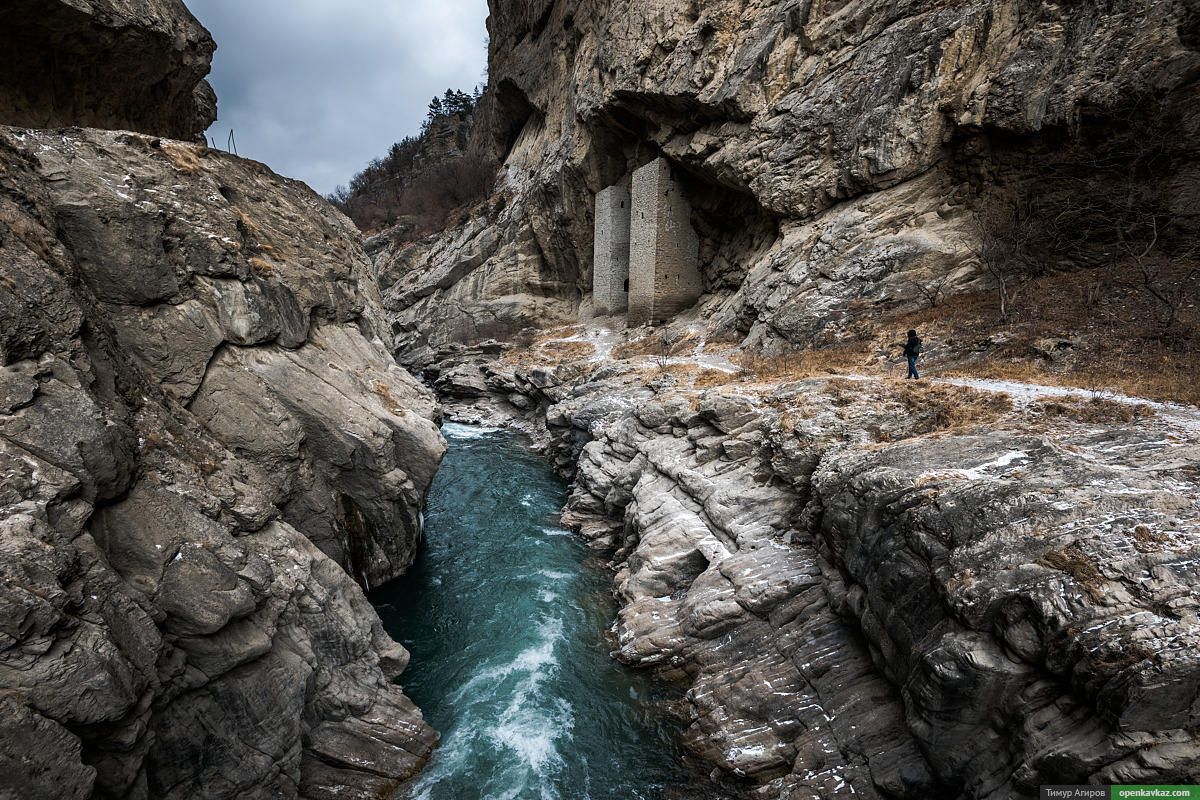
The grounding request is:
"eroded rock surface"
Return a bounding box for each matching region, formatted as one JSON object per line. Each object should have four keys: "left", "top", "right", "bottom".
{"left": 373, "top": 0, "right": 1200, "bottom": 365}
{"left": 437, "top": 349, "right": 1200, "bottom": 798}
{"left": 0, "top": 0, "right": 217, "bottom": 140}
{"left": 0, "top": 128, "right": 442, "bottom": 799}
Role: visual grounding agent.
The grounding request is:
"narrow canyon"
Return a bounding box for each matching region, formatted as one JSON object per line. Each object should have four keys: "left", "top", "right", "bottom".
{"left": 1, "top": 1, "right": 1198, "bottom": 799}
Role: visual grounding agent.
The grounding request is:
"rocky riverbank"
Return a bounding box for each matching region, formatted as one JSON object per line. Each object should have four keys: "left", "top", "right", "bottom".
{"left": 424, "top": 328, "right": 1200, "bottom": 798}
{"left": 0, "top": 0, "right": 455, "bottom": 774}
{"left": 0, "top": 124, "right": 445, "bottom": 800}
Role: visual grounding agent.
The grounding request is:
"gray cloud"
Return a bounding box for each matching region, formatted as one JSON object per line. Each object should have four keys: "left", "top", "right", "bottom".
{"left": 187, "top": 0, "right": 489, "bottom": 195}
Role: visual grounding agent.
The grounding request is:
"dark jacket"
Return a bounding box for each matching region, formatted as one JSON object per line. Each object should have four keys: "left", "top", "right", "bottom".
{"left": 904, "top": 336, "right": 922, "bottom": 358}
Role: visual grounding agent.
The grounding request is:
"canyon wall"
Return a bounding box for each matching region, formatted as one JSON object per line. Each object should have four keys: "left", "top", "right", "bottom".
{"left": 380, "top": 2, "right": 1200, "bottom": 794}
{"left": 372, "top": 0, "right": 1200, "bottom": 366}
{"left": 0, "top": 4, "right": 444, "bottom": 798}
{"left": 435, "top": 351, "right": 1200, "bottom": 799}
{"left": 0, "top": 125, "right": 444, "bottom": 800}
{"left": 0, "top": 0, "right": 218, "bottom": 140}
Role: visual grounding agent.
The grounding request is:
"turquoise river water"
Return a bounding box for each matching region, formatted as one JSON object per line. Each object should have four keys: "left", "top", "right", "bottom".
{"left": 372, "top": 423, "right": 717, "bottom": 800}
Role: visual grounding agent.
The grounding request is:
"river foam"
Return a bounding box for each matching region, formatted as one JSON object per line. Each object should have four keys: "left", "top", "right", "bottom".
{"left": 371, "top": 424, "right": 710, "bottom": 800}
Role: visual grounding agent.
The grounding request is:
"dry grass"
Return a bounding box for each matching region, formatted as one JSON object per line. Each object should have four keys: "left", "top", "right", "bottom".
{"left": 612, "top": 328, "right": 703, "bottom": 360}
{"left": 161, "top": 142, "right": 204, "bottom": 174}
{"left": 1129, "top": 524, "right": 1170, "bottom": 553}
{"left": 623, "top": 361, "right": 740, "bottom": 391}
{"left": 733, "top": 344, "right": 879, "bottom": 382}
{"left": 237, "top": 211, "right": 262, "bottom": 239}
{"left": 536, "top": 341, "right": 594, "bottom": 363}
{"left": 940, "top": 358, "right": 1198, "bottom": 408}
{"left": 692, "top": 368, "right": 740, "bottom": 389}
{"left": 248, "top": 257, "right": 275, "bottom": 276}
{"left": 534, "top": 325, "right": 584, "bottom": 343}
{"left": 611, "top": 339, "right": 666, "bottom": 360}
{"left": 881, "top": 260, "right": 1199, "bottom": 406}
{"left": 1090, "top": 642, "right": 1159, "bottom": 672}
{"left": 1040, "top": 545, "right": 1106, "bottom": 602}
{"left": 499, "top": 340, "right": 595, "bottom": 367}
{"left": 891, "top": 381, "right": 1013, "bottom": 434}
{"left": 945, "top": 568, "right": 977, "bottom": 593}
{"left": 1033, "top": 397, "right": 1156, "bottom": 424}
{"left": 765, "top": 376, "right": 1012, "bottom": 441}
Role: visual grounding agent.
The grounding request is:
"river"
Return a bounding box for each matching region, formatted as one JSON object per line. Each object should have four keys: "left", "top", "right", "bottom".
{"left": 371, "top": 422, "right": 716, "bottom": 800}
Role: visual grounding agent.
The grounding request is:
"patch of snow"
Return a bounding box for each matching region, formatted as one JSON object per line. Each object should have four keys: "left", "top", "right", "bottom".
{"left": 957, "top": 450, "right": 1030, "bottom": 479}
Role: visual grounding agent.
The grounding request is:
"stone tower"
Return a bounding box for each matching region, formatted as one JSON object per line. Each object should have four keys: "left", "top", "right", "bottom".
{"left": 627, "top": 157, "right": 701, "bottom": 327}
{"left": 591, "top": 179, "right": 631, "bottom": 316}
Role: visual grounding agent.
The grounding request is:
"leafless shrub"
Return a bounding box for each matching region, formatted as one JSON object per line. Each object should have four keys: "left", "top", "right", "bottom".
{"left": 1046, "top": 95, "right": 1198, "bottom": 333}
{"left": 969, "top": 193, "right": 1049, "bottom": 319}
{"left": 907, "top": 271, "right": 954, "bottom": 309}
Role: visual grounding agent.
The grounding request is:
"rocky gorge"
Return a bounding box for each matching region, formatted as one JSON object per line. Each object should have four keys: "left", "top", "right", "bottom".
{"left": 372, "top": 0, "right": 1200, "bottom": 374}
{"left": 360, "top": 0, "right": 1200, "bottom": 796}
{"left": 1, "top": 0, "right": 1199, "bottom": 799}
{"left": 431, "top": 337, "right": 1200, "bottom": 798}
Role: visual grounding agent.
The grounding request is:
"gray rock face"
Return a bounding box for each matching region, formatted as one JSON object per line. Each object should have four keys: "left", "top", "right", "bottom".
{"left": 0, "top": 128, "right": 442, "bottom": 799}
{"left": 450, "top": 359, "right": 1200, "bottom": 798}
{"left": 0, "top": 0, "right": 217, "bottom": 140}
{"left": 372, "top": 0, "right": 1199, "bottom": 361}
{"left": 375, "top": 210, "right": 581, "bottom": 367}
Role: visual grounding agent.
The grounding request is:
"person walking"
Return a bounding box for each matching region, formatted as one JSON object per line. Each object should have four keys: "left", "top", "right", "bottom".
{"left": 904, "top": 329, "right": 923, "bottom": 380}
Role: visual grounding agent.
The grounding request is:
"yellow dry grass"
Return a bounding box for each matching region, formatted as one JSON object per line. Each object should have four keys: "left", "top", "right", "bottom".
{"left": 534, "top": 325, "right": 584, "bottom": 343}
{"left": 372, "top": 380, "right": 404, "bottom": 415}
{"left": 237, "top": 211, "right": 261, "bottom": 237}
{"left": 939, "top": 359, "right": 1198, "bottom": 408}
{"left": 880, "top": 261, "right": 1199, "bottom": 406}
{"left": 1033, "top": 397, "right": 1156, "bottom": 424}
{"left": 536, "top": 341, "right": 595, "bottom": 363}
{"left": 161, "top": 142, "right": 204, "bottom": 174}
{"left": 248, "top": 256, "right": 274, "bottom": 276}
{"left": 891, "top": 381, "right": 1014, "bottom": 433}
{"left": 499, "top": 339, "right": 596, "bottom": 367}
{"left": 612, "top": 328, "right": 704, "bottom": 360}
{"left": 1040, "top": 545, "right": 1106, "bottom": 602}
{"left": 732, "top": 344, "right": 880, "bottom": 382}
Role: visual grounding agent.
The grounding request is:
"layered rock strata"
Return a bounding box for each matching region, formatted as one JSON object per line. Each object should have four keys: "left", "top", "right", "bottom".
{"left": 373, "top": 0, "right": 1200, "bottom": 366}
{"left": 0, "top": 0, "right": 218, "bottom": 140}
{"left": 0, "top": 128, "right": 442, "bottom": 799}
{"left": 433, "top": 349, "right": 1200, "bottom": 798}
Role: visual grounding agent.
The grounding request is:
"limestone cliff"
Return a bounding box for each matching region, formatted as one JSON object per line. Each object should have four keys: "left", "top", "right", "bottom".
{"left": 372, "top": 0, "right": 1200, "bottom": 367}
{"left": 366, "top": 1, "right": 1200, "bottom": 794}
{"left": 0, "top": 0, "right": 218, "bottom": 140}
{"left": 434, "top": 342, "right": 1200, "bottom": 799}
{"left": 0, "top": 3, "right": 453, "bottom": 797}
{"left": 0, "top": 126, "right": 444, "bottom": 799}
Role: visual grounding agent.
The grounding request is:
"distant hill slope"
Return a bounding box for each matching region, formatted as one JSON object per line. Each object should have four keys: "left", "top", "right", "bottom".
{"left": 329, "top": 88, "right": 496, "bottom": 235}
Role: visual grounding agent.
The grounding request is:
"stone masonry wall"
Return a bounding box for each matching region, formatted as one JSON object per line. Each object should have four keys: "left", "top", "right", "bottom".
{"left": 591, "top": 180, "right": 632, "bottom": 315}
{"left": 628, "top": 158, "right": 701, "bottom": 327}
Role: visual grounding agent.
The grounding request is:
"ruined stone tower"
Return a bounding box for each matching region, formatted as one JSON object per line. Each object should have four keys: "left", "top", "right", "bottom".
{"left": 592, "top": 180, "right": 631, "bottom": 316}
{"left": 626, "top": 157, "right": 701, "bottom": 327}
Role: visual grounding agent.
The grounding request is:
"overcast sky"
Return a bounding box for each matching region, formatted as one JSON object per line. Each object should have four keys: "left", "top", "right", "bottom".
{"left": 187, "top": 0, "right": 489, "bottom": 196}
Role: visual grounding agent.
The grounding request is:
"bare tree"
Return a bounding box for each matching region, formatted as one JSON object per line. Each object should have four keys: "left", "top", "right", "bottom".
{"left": 1048, "top": 95, "right": 1197, "bottom": 333}
{"left": 969, "top": 193, "right": 1047, "bottom": 319}
{"left": 907, "top": 269, "right": 954, "bottom": 309}
{"left": 1140, "top": 257, "right": 1199, "bottom": 331}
